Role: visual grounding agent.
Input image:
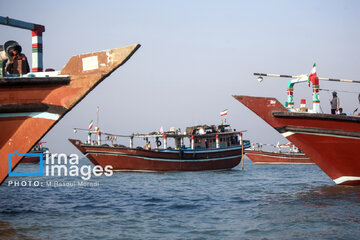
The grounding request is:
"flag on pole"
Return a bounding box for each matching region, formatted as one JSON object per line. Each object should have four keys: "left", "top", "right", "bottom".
{"left": 308, "top": 63, "right": 317, "bottom": 87}
{"left": 220, "top": 109, "right": 228, "bottom": 116}
{"left": 89, "top": 120, "right": 94, "bottom": 130}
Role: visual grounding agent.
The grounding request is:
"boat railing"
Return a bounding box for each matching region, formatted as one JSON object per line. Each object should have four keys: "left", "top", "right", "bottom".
{"left": 73, "top": 127, "right": 248, "bottom": 151}
{"left": 250, "top": 142, "right": 300, "bottom": 154}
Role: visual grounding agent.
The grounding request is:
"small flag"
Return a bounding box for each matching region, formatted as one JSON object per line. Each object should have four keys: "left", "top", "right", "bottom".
{"left": 220, "top": 109, "right": 228, "bottom": 116}
{"left": 97, "top": 106, "right": 99, "bottom": 113}
{"left": 308, "top": 63, "right": 317, "bottom": 87}
{"left": 89, "top": 120, "right": 94, "bottom": 130}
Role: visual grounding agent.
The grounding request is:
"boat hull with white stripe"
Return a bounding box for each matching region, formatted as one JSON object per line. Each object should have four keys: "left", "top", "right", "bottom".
{"left": 233, "top": 95, "right": 360, "bottom": 185}
{"left": 69, "top": 139, "right": 250, "bottom": 171}
{"left": 245, "top": 149, "right": 313, "bottom": 164}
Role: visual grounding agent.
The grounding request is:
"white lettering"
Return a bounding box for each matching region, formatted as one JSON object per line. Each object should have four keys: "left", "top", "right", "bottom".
{"left": 51, "top": 165, "right": 68, "bottom": 176}
{"left": 104, "top": 165, "right": 113, "bottom": 176}
{"left": 57, "top": 153, "right": 68, "bottom": 165}
{"left": 80, "top": 165, "right": 92, "bottom": 180}
{"left": 68, "top": 165, "right": 79, "bottom": 176}
{"left": 69, "top": 154, "right": 79, "bottom": 165}
{"left": 45, "top": 151, "right": 51, "bottom": 164}
{"left": 51, "top": 153, "right": 58, "bottom": 164}
{"left": 92, "top": 165, "right": 103, "bottom": 177}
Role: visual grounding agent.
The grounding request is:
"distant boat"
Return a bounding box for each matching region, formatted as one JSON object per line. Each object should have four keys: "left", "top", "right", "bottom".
{"left": 0, "top": 16, "right": 140, "bottom": 184}
{"left": 69, "top": 124, "right": 250, "bottom": 171}
{"left": 20, "top": 142, "right": 49, "bottom": 164}
{"left": 245, "top": 143, "right": 313, "bottom": 164}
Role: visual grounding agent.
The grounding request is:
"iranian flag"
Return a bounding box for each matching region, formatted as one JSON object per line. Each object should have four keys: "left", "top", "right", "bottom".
{"left": 89, "top": 120, "right": 94, "bottom": 130}
{"left": 220, "top": 109, "right": 228, "bottom": 116}
{"left": 308, "top": 63, "right": 317, "bottom": 87}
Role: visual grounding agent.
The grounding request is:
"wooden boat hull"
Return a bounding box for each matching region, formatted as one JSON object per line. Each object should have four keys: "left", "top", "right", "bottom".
{"left": 245, "top": 150, "right": 313, "bottom": 164}
{"left": 233, "top": 95, "right": 360, "bottom": 185}
{"left": 69, "top": 139, "right": 249, "bottom": 171}
{"left": 20, "top": 156, "right": 40, "bottom": 164}
{"left": 0, "top": 44, "right": 141, "bottom": 184}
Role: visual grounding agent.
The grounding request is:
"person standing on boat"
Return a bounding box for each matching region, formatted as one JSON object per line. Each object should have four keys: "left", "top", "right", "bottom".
{"left": 330, "top": 91, "right": 340, "bottom": 114}
{"left": 5, "top": 45, "right": 30, "bottom": 75}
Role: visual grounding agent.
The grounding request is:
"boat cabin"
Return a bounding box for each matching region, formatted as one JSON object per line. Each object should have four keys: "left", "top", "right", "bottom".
{"left": 184, "top": 124, "right": 241, "bottom": 149}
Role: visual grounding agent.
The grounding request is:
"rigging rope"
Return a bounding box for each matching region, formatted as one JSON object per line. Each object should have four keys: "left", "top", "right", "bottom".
{"left": 319, "top": 88, "right": 360, "bottom": 94}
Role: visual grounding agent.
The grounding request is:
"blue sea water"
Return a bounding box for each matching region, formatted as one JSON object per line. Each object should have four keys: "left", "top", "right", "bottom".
{"left": 0, "top": 157, "right": 359, "bottom": 240}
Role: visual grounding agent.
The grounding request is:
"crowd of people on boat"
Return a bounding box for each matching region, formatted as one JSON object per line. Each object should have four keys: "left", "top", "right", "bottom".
{"left": 330, "top": 91, "right": 360, "bottom": 116}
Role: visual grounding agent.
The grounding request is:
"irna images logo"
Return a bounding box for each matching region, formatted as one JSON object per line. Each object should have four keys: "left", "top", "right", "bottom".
{"left": 8, "top": 151, "right": 113, "bottom": 180}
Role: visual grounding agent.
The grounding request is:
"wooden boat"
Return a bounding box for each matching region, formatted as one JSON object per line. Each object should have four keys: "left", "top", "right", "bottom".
{"left": 245, "top": 143, "right": 313, "bottom": 164}
{"left": 0, "top": 16, "right": 140, "bottom": 184}
{"left": 20, "top": 142, "right": 49, "bottom": 164}
{"left": 69, "top": 124, "right": 250, "bottom": 171}
{"left": 233, "top": 68, "right": 360, "bottom": 185}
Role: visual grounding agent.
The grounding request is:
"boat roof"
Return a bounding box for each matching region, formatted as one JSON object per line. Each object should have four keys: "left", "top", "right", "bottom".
{"left": 132, "top": 124, "right": 240, "bottom": 139}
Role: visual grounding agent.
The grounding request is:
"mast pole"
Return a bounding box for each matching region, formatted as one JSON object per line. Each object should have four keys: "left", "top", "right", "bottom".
{"left": 240, "top": 132, "right": 244, "bottom": 170}
{"left": 96, "top": 106, "right": 99, "bottom": 128}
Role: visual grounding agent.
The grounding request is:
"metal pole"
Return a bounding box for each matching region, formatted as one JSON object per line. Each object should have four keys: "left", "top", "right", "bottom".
{"left": 254, "top": 72, "right": 360, "bottom": 83}
{"left": 96, "top": 106, "right": 99, "bottom": 128}
{"left": 240, "top": 132, "right": 244, "bottom": 170}
{"left": 163, "top": 134, "right": 167, "bottom": 149}
{"left": 216, "top": 135, "right": 220, "bottom": 148}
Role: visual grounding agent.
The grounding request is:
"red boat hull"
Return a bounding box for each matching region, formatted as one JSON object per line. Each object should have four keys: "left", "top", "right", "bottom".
{"left": 20, "top": 156, "right": 40, "bottom": 164}
{"left": 233, "top": 95, "right": 360, "bottom": 185}
{"left": 245, "top": 150, "right": 313, "bottom": 164}
{"left": 69, "top": 139, "right": 246, "bottom": 171}
{"left": 0, "top": 44, "right": 140, "bottom": 184}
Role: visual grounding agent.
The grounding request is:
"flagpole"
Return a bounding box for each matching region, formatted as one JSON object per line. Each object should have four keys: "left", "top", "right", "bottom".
{"left": 97, "top": 106, "right": 99, "bottom": 128}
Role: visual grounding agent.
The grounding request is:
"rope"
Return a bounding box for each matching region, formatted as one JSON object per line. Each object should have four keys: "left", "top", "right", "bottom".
{"left": 319, "top": 88, "right": 360, "bottom": 94}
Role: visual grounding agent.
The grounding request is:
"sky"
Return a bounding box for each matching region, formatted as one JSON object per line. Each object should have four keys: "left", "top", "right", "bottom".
{"left": 1, "top": 0, "right": 360, "bottom": 154}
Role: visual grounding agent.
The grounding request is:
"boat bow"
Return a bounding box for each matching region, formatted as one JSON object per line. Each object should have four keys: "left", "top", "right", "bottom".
{"left": 0, "top": 44, "right": 141, "bottom": 184}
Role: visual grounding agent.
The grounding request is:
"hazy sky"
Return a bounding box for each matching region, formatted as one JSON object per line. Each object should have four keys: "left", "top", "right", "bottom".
{"left": 1, "top": 0, "right": 360, "bottom": 154}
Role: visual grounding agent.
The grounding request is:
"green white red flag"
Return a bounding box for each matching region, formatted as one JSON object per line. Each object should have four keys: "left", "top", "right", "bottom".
{"left": 220, "top": 109, "right": 228, "bottom": 116}
{"left": 308, "top": 63, "right": 316, "bottom": 87}
{"left": 89, "top": 120, "right": 94, "bottom": 130}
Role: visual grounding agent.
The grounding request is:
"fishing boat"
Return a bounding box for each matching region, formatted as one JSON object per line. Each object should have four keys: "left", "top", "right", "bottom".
{"left": 233, "top": 66, "right": 360, "bottom": 185}
{"left": 0, "top": 16, "right": 140, "bottom": 184}
{"left": 20, "top": 142, "right": 49, "bottom": 164}
{"left": 69, "top": 124, "right": 250, "bottom": 171}
{"left": 245, "top": 142, "right": 313, "bottom": 164}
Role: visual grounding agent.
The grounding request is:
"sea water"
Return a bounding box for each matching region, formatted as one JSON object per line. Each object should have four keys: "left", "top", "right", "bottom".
{"left": 0, "top": 158, "right": 359, "bottom": 240}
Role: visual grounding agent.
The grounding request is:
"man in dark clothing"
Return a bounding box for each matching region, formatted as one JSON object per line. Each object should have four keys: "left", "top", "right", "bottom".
{"left": 5, "top": 46, "right": 30, "bottom": 75}
{"left": 330, "top": 91, "right": 340, "bottom": 114}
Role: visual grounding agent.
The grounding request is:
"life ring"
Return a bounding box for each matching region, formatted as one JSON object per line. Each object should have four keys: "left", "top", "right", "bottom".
{"left": 156, "top": 140, "right": 162, "bottom": 147}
